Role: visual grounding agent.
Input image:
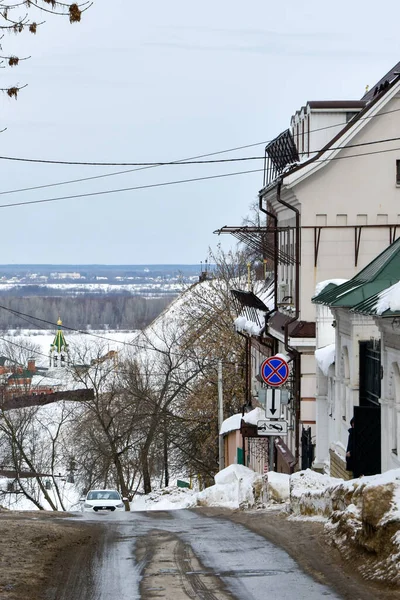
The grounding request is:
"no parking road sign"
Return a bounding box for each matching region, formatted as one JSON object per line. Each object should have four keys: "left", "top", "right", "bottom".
{"left": 260, "top": 356, "right": 289, "bottom": 387}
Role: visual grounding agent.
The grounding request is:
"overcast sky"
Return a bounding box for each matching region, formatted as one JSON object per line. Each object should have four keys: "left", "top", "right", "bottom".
{"left": 0, "top": 0, "right": 398, "bottom": 264}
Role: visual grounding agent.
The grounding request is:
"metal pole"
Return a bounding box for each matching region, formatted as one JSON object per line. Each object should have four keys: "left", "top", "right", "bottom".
{"left": 269, "top": 389, "right": 275, "bottom": 471}
{"left": 269, "top": 437, "right": 275, "bottom": 472}
{"left": 218, "top": 360, "right": 225, "bottom": 471}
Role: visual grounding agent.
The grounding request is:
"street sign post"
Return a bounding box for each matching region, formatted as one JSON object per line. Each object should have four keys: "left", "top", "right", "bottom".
{"left": 257, "top": 420, "right": 288, "bottom": 436}
{"left": 258, "top": 356, "right": 291, "bottom": 470}
{"left": 260, "top": 356, "right": 289, "bottom": 387}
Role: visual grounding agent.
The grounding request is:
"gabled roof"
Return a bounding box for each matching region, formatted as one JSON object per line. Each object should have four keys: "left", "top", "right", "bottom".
{"left": 362, "top": 61, "right": 400, "bottom": 103}
{"left": 261, "top": 60, "right": 400, "bottom": 193}
{"left": 312, "top": 237, "right": 400, "bottom": 308}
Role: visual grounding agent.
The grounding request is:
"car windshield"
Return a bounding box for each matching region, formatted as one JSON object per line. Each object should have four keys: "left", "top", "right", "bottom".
{"left": 87, "top": 491, "right": 121, "bottom": 500}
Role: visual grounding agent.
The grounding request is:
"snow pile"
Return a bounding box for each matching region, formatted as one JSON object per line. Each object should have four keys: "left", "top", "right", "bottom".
{"left": 266, "top": 472, "right": 290, "bottom": 503}
{"left": 197, "top": 464, "right": 264, "bottom": 509}
{"left": 130, "top": 486, "right": 197, "bottom": 511}
{"left": 290, "top": 469, "right": 340, "bottom": 517}
{"left": 314, "top": 279, "right": 348, "bottom": 297}
{"left": 376, "top": 280, "right": 400, "bottom": 315}
{"left": 288, "top": 468, "right": 400, "bottom": 584}
{"left": 315, "top": 344, "right": 335, "bottom": 376}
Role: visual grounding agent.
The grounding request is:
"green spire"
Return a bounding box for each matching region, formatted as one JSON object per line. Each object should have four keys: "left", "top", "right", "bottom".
{"left": 50, "top": 317, "right": 68, "bottom": 354}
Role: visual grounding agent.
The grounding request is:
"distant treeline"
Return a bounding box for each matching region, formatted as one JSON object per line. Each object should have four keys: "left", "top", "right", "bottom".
{"left": 0, "top": 295, "right": 174, "bottom": 331}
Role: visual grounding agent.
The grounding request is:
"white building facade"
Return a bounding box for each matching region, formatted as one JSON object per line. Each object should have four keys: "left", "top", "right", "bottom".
{"left": 257, "top": 61, "right": 400, "bottom": 469}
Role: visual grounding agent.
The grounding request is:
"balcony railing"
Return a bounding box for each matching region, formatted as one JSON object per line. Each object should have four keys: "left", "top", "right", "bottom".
{"left": 263, "top": 129, "right": 299, "bottom": 188}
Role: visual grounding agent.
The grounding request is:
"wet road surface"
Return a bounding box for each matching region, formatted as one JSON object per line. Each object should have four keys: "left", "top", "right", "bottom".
{"left": 52, "top": 509, "right": 342, "bottom": 600}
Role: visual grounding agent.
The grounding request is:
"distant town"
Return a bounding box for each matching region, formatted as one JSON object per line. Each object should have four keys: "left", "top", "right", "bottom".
{"left": 0, "top": 264, "right": 209, "bottom": 297}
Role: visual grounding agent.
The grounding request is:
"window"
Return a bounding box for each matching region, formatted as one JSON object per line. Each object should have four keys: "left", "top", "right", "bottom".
{"left": 316, "top": 214, "right": 327, "bottom": 226}
{"left": 357, "top": 214, "right": 367, "bottom": 225}
{"left": 396, "top": 160, "right": 400, "bottom": 185}
{"left": 336, "top": 214, "right": 347, "bottom": 225}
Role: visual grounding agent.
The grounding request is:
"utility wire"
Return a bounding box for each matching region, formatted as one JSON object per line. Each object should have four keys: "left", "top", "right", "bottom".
{"left": 1, "top": 104, "right": 400, "bottom": 199}
{"left": 0, "top": 302, "right": 245, "bottom": 365}
{"left": 0, "top": 167, "right": 265, "bottom": 209}
{"left": 1, "top": 104, "right": 400, "bottom": 169}
{"left": 2, "top": 138, "right": 400, "bottom": 210}
{"left": 0, "top": 139, "right": 273, "bottom": 197}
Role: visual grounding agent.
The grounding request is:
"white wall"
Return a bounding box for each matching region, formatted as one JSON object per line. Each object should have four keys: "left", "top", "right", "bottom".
{"left": 377, "top": 319, "right": 400, "bottom": 472}
{"left": 316, "top": 308, "right": 380, "bottom": 469}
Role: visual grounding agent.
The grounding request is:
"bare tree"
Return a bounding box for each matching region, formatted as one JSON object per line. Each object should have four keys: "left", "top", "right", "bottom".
{"left": 0, "top": 401, "right": 78, "bottom": 510}
{"left": 173, "top": 248, "right": 248, "bottom": 482}
{"left": 68, "top": 340, "right": 144, "bottom": 507}
{"left": 0, "top": 0, "right": 91, "bottom": 100}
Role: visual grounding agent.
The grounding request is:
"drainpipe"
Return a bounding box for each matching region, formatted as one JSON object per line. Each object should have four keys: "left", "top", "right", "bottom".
{"left": 236, "top": 330, "right": 252, "bottom": 468}
{"left": 275, "top": 178, "right": 302, "bottom": 466}
{"left": 236, "top": 330, "right": 251, "bottom": 407}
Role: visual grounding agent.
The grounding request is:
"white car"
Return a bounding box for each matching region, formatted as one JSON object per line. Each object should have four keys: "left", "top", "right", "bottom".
{"left": 81, "top": 489, "right": 127, "bottom": 512}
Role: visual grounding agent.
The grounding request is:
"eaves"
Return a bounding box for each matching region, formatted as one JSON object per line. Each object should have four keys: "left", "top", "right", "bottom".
{"left": 287, "top": 337, "right": 316, "bottom": 348}
{"left": 284, "top": 78, "right": 400, "bottom": 189}
{"left": 260, "top": 76, "right": 400, "bottom": 195}
{"left": 266, "top": 326, "right": 316, "bottom": 348}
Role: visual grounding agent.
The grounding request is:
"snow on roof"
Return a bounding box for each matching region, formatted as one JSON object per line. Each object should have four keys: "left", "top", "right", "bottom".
{"left": 31, "top": 374, "right": 64, "bottom": 387}
{"left": 314, "top": 279, "right": 348, "bottom": 297}
{"left": 233, "top": 282, "right": 274, "bottom": 335}
{"left": 376, "top": 280, "right": 400, "bottom": 315}
{"left": 234, "top": 316, "right": 263, "bottom": 336}
{"left": 315, "top": 344, "right": 335, "bottom": 376}
{"left": 220, "top": 407, "right": 266, "bottom": 435}
{"left": 219, "top": 413, "right": 242, "bottom": 435}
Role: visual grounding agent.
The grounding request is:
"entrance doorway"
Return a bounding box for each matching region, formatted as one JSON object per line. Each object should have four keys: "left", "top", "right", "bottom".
{"left": 354, "top": 340, "right": 381, "bottom": 476}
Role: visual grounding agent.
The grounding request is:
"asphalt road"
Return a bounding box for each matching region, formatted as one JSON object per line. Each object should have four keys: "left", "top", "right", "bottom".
{"left": 48, "top": 509, "right": 341, "bottom": 600}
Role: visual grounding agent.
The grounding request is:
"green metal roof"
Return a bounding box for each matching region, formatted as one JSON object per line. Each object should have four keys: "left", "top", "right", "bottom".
{"left": 312, "top": 237, "right": 400, "bottom": 308}
{"left": 8, "top": 369, "right": 32, "bottom": 381}
{"left": 351, "top": 282, "right": 400, "bottom": 317}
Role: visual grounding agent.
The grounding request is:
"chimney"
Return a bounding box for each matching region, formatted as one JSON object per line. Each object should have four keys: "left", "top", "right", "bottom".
{"left": 27, "top": 359, "right": 36, "bottom": 373}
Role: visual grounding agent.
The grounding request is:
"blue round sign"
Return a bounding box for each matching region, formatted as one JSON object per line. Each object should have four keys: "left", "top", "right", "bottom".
{"left": 260, "top": 356, "right": 289, "bottom": 387}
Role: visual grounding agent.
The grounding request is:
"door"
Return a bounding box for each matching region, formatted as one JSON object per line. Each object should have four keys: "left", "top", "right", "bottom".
{"left": 355, "top": 340, "right": 381, "bottom": 476}
{"left": 353, "top": 405, "right": 381, "bottom": 476}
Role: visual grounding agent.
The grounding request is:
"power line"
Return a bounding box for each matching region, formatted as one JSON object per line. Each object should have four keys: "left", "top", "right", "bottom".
{"left": 2, "top": 138, "right": 400, "bottom": 210}
{"left": 0, "top": 139, "right": 272, "bottom": 197}
{"left": 2, "top": 104, "right": 400, "bottom": 170}
{"left": 1, "top": 104, "right": 400, "bottom": 199}
{"left": 0, "top": 302, "right": 244, "bottom": 365}
{"left": 0, "top": 167, "right": 265, "bottom": 209}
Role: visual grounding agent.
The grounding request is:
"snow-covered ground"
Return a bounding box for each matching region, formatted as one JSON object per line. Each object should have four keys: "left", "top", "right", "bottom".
{"left": 1, "top": 328, "right": 138, "bottom": 370}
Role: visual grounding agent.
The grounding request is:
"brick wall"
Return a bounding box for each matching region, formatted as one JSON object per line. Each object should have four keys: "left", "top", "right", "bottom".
{"left": 329, "top": 449, "right": 352, "bottom": 480}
